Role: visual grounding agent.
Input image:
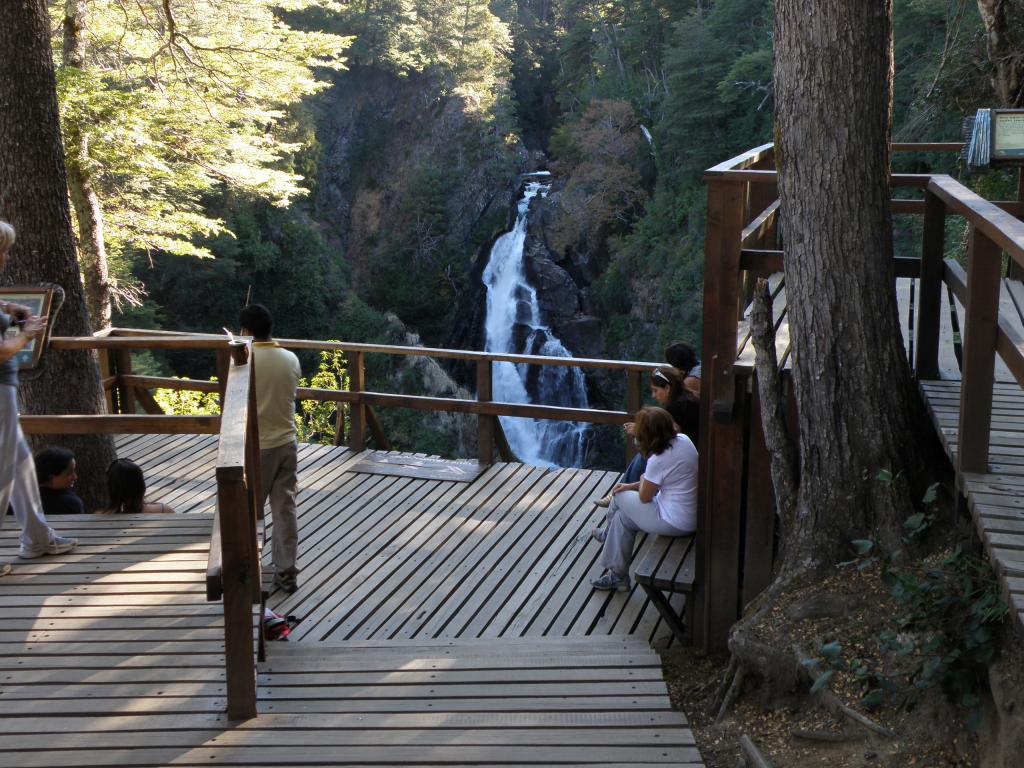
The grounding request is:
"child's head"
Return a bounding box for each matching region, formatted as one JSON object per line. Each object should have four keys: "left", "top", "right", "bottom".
{"left": 107, "top": 459, "right": 147, "bottom": 514}
{"left": 35, "top": 447, "right": 77, "bottom": 490}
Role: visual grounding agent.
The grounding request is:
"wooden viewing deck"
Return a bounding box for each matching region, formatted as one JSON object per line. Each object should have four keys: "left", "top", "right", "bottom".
{"left": 0, "top": 434, "right": 705, "bottom": 767}
{"left": 701, "top": 141, "right": 1024, "bottom": 646}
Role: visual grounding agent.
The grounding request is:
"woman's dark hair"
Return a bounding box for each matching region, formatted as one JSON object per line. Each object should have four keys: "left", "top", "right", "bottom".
{"left": 649, "top": 366, "right": 685, "bottom": 400}
{"left": 634, "top": 406, "right": 677, "bottom": 458}
{"left": 35, "top": 447, "right": 74, "bottom": 485}
{"left": 665, "top": 342, "right": 698, "bottom": 375}
{"left": 107, "top": 459, "right": 147, "bottom": 514}
{"left": 239, "top": 303, "right": 273, "bottom": 340}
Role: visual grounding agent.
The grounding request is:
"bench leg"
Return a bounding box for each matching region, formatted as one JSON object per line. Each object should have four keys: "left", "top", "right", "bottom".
{"left": 640, "top": 583, "right": 688, "bottom": 646}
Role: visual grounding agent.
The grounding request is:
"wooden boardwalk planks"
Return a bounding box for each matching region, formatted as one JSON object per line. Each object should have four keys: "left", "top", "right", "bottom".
{"left": 0, "top": 443, "right": 705, "bottom": 767}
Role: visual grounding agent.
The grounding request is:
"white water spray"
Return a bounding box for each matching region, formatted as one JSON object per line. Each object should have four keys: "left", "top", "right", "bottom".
{"left": 481, "top": 176, "right": 590, "bottom": 467}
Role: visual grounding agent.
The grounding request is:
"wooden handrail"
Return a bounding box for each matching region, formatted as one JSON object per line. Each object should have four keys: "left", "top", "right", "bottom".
{"left": 73, "top": 329, "right": 667, "bottom": 372}
{"left": 928, "top": 175, "right": 1024, "bottom": 271}
{"left": 209, "top": 341, "right": 259, "bottom": 721}
{"left": 19, "top": 415, "right": 219, "bottom": 434}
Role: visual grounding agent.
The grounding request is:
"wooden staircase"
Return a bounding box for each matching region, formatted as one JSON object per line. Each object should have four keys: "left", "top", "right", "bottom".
{"left": 257, "top": 634, "right": 704, "bottom": 765}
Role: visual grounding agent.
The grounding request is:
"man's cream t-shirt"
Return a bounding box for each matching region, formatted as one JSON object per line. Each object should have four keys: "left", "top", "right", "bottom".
{"left": 251, "top": 341, "right": 301, "bottom": 450}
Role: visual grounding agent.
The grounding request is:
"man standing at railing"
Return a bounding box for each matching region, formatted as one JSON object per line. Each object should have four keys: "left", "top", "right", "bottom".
{"left": 240, "top": 304, "right": 302, "bottom": 595}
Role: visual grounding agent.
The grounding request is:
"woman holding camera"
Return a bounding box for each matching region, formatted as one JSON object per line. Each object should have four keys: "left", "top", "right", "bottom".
{"left": 0, "top": 220, "right": 77, "bottom": 559}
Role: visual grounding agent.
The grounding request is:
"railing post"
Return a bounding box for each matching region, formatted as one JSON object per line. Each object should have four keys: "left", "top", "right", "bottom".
{"left": 115, "top": 349, "right": 135, "bottom": 414}
{"left": 625, "top": 369, "right": 642, "bottom": 461}
{"left": 703, "top": 179, "right": 745, "bottom": 422}
{"left": 916, "top": 189, "right": 945, "bottom": 380}
{"left": 216, "top": 349, "right": 230, "bottom": 410}
{"left": 1013, "top": 168, "right": 1024, "bottom": 281}
{"left": 98, "top": 348, "right": 116, "bottom": 413}
{"left": 347, "top": 351, "right": 366, "bottom": 451}
{"left": 215, "top": 345, "right": 259, "bottom": 720}
{"left": 958, "top": 225, "right": 1002, "bottom": 473}
{"left": 696, "top": 174, "right": 747, "bottom": 652}
{"left": 477, "top": 360, "right": 494, "bottom": 465}
{"left": 217, "top": 466, "right": 258, "bottom": 721}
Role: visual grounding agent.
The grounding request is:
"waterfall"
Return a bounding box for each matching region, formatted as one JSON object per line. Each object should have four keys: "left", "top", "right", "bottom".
{"left": 481, "top": 175, "right": 591, "bottom": 467}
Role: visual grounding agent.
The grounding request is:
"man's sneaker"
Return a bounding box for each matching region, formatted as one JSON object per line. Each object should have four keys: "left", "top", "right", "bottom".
{"left": 592, "top": 494, "right": 613, "bottom": 508}
{"left": 274, "top": 575, "right": 298, "bottom": 594}
{"left": 590, "top": 527, "right": 607, "bottom": 544}
{"left": 590, "top": 571, "right": 629, "bottom": 591}
{"left": 19, "top": 535, "right": 78, "bottom": 560}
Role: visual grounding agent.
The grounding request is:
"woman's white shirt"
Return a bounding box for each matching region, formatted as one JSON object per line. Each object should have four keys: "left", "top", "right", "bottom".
{"left": 642, "top": 434, "right": 698, "bottom": 532}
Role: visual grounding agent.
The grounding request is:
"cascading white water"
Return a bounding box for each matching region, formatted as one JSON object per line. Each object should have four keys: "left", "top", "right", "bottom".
{"left": 482, "top": 176, "right": 591, "bottom": 467}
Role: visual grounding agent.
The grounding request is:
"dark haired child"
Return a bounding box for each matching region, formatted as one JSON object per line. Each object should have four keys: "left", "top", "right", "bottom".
{"left": 35, "top": 447, "right": 85, "bottom": 516}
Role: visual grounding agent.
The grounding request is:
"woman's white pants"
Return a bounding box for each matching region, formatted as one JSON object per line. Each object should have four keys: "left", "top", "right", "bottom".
{"left": 599, "top": 490, "right": 691, "bottom": 577}
{"left": 0, "top": 385, "right": 55, "bottom": 550}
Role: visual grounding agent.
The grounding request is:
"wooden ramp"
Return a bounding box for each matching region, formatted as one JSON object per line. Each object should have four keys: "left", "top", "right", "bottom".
{"left": 0, "top": 435, "right": 705, "bottom": 767}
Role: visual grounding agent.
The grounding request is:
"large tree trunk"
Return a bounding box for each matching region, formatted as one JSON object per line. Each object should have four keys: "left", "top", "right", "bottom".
{"left": 772, "top": 0, "right": 929, "bottom": 574}
{"left": 63, "top": 0, "right": 113, "bottom": 329}
{"left": 0, "top": 0, "right": 116, "bottom": 509}
{"left": 977, "top": 0, "right": 1024, "bottom": 107}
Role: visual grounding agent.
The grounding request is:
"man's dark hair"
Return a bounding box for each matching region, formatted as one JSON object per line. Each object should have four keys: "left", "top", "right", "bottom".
{"left": 665, "top": 341, "right": 698, "bottom": 374}
{"left": 35, "top": 447, "right": 74, "bottom": 485}
{"left": 239, "top": 303, "right": 273, "bottom": 340}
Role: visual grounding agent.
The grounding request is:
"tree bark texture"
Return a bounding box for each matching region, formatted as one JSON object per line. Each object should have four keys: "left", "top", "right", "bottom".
{"left": 0, "top": 0, "right": 115, "bottom": 508}
{"left": 773, "top": 0, "right": 929, "bottom": 572}
{"left": 976, "top": 0, "right": 1024, "bottom": 107}
{"left": 63, "top": 0, "right": 113, "bottom": 328}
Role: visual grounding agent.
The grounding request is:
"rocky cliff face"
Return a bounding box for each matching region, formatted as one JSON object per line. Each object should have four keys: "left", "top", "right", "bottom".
{"left": 313, "top": 65, "right": 528, "bottom": 336}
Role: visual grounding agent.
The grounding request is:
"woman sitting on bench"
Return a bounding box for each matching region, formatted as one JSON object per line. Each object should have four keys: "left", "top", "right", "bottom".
{"left": 590, "top": 406, "right": 697, "bottom": 591}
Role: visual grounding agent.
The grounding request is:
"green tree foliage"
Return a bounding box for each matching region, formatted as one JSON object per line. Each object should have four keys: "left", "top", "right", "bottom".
{"left": 53, "top": 0, "right": 351, "bottom": 321}
{"left": 548, "top": 99, "right": 647, "bottom": 255}
{"left": 152, "top": 382, "right": 222, "bottom": 416}
{"left": 310, "top": 0, "right": 511, "bottom": 101}
{"left": 296, "top": 347, "right": 349, "bottom": 444}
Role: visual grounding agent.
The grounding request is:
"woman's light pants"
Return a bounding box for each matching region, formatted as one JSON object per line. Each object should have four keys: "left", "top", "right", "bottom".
{"left": 0, "top": 385, "right": 56, "bottom": 550}
{"left": 599, "top": 491, "right": 691, "bottom": 577}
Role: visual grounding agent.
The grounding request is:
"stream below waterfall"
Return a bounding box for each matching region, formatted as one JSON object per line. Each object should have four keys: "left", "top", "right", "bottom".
{"left": 481, "top": 175, "right": 591, "bottom": 467}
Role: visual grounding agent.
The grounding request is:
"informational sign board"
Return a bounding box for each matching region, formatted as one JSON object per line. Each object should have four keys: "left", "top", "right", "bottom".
{"left": 992, "top": 110, "right": 1024, "bottom": 161}
{"left": 0, "top": 287, "right": 56, "bottom": 370}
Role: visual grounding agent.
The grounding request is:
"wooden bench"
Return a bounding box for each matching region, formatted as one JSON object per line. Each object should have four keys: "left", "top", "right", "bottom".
{"left": 633, "top": 534, "right": 697, "bottom": 645}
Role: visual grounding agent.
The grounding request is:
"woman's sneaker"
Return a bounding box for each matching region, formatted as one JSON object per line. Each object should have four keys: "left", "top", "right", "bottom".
{"left": 592, "top": 494, "right": 613, "bottom": 508}
{"left": 590, "top": 571, "right": 629, "bottom": 591}
{"left": 18, "top": 535, "right": 78, "bottom": 559}
{"left": 590, "top": 527, "right": 607, "bottom": 544}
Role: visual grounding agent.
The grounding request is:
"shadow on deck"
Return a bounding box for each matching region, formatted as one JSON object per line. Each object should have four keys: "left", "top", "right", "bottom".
{"left": 0, "top": 435, "right": 705, "bottom": 767}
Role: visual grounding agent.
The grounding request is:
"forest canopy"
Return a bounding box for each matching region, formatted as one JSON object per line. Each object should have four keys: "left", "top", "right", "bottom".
{"left": 41, "top": 0, "right": 1012, "bottom": 398}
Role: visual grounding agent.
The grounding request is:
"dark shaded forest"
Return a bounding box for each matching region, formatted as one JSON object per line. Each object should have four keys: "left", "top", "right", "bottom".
{"left": 54, "top": 0, "right": 1019, "bottom": 448}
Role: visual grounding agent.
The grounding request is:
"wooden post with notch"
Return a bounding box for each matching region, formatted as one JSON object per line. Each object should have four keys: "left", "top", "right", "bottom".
{"left": 958, "top": 225, "right": 1001, "bottom": 473}
{"left": 477, "top": 360, "right": 494, "bottom": 465}
{"left": 915, "top": 190, "right": 945, "bottom": 380}
{"left": 696, "top": 175, "right": 747, "bottom": 651}
{"left": 347, "top": 351, "right": 366, "bottom": 451}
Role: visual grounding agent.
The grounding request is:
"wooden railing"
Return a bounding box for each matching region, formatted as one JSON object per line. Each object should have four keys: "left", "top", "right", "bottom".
{"left": 50, "top": 328, "right": 667, "bottom": 463}
{"left": 20, "top": 336, "right": 264, "bottom": 719}
{"left": 205, "top": 341, "right": 262, "bottom": 720}
{"left": 23, "top": 332, "right": 673, "bottom": 713}
{"left": 699, "top": 141, "right": 1024, "bottom": 651}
